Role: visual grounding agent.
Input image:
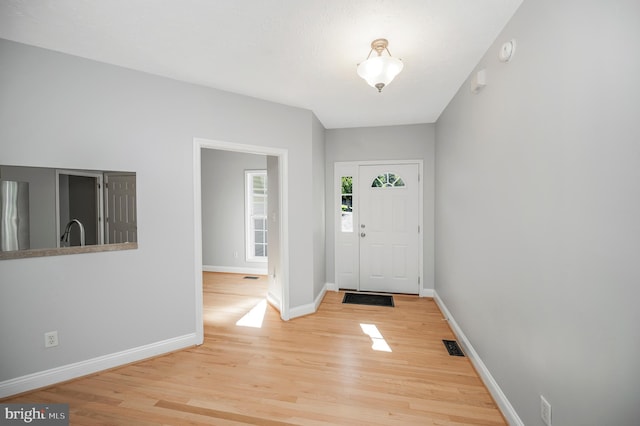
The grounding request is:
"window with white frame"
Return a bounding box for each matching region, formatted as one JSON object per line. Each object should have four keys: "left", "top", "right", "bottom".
{"left": 245, "top": 171, "right": 267, "bottom": 262}
{"left": 341, "top": 176, "right": 353, "bottom": 232}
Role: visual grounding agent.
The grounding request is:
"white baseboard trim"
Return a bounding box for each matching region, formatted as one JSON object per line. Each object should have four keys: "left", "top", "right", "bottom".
{"left": 326, "top": 282, "right": 338, "bottom": 292}
{"left": 202, "top": 265, "right": 268, "bottom": 275}
{"left": 433, "top": 291, "right": 523, "bottom": 426}
{"left": 266, "top": 291, "right": 281, "bottom": 313}
{"left": 289, "top": 284, "right": 328, "bottom": 319}
{"left": 419, "top": 288, "right": 434, "bottom": 297}
{"left": 0, "top": 333, "right": 198, "bottom": 399}
{"left": 316, "top": 284, "right": 329, "bottom": 310}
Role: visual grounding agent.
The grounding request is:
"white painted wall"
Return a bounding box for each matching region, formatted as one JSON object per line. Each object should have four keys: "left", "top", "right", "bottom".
{"left": 0, "top": 38, "right": 321, "bottom": 390}
{"left": 324, "top": 124, "right": 435, "bottom": 291}
{"left": 200, "top": 149, "right": 267, "bottom": 273}
{"left": 435, "top": 1, "right": 640, "bottom": 424}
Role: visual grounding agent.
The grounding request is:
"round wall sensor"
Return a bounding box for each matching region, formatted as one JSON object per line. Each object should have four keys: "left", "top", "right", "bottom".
{"left": 499, "top": 39, "right": 516, "bottom": 62}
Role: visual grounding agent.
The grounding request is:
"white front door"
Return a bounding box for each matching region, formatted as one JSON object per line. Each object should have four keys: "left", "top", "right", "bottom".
{"left": 358, "top": 164, "right": 420, "bottom": 294}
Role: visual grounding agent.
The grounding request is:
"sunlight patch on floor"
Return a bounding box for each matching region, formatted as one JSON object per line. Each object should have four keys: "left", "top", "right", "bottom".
{"left": 203, "top": 297, "right": 265, "bottom": 326}
{"left": 236, "top": 299, "right": 268, "bottom": 328}
{"left": 360, "top": 323, "right": 392, "bottom": 352}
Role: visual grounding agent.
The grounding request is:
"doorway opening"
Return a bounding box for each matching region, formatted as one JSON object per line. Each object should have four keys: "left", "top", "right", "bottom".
{"left": 193, "top": 138, "right": 289, "bottom": 345}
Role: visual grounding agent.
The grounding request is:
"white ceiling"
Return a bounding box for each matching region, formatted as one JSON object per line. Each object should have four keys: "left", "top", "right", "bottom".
{"left": 0, "top": 0, "right": 522, "bottom": 129}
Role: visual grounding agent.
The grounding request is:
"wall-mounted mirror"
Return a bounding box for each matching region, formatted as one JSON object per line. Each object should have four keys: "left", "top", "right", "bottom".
{"left": 0, "top": 165, "right": 137, "bottom": 259}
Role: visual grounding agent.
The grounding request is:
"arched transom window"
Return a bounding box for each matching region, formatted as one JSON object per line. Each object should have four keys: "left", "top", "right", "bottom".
{"left": 371, "top": 172, "right": 405, "bottom": 188}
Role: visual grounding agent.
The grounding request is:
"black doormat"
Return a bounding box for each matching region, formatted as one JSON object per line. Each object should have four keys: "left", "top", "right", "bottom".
{"left": 342, "top": 292, "right": 394, "bottom": 307}
{"left": 442, "top": 340, "right": 465, "bottom": 356}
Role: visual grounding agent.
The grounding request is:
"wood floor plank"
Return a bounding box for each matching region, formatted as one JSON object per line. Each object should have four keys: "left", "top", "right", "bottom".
{"left": 2, "top": 272, "right": 506, "bottom": 425}
{"left": 155, "top": 400, "right": 298, "bottom": 426}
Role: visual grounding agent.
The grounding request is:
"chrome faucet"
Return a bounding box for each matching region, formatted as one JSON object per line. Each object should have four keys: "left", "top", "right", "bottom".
{"left": 60, "top": 219, "right": 85, "bottom": 247}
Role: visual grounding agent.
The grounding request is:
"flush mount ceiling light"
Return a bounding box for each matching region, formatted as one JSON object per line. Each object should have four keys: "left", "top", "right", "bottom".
{"left": 357, "top": 38, "right": 404, "bottom": 93}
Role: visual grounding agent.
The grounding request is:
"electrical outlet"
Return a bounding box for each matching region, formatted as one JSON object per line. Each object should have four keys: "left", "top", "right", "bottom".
{"left": 233, "top": 251, "right": 238, "bottom": 258}
{"left": 44, "top": 331, "right": 59, "bottom": 348}
{"left": 540, "top": 395, "right": 552, "bottom": 426}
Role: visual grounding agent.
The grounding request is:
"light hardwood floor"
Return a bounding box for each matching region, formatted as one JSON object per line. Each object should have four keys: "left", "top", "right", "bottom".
{"left": 3, "top": 273, "right": 506, "bottom": 425}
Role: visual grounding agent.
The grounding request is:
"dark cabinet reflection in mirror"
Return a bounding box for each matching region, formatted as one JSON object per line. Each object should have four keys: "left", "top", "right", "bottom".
{"left": 0, "top": 165, "right": 137, "bottom": 260}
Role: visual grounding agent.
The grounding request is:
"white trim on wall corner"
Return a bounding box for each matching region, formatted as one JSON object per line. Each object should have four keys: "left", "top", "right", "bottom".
{"left": 433, "top": 291, "right": 524, "bottom": 426}
{"left": 203, "top": 265, "right": 268, "bottom": 275}
{"left": 0, "top": 333, "right": 198, "bottom": 399}
{"left": 419, "top": 288, "right": 434, "bottom": 298}
{"left": 326, "top": 282, "right": 338, "bottom": 292}
{"left": 266, "top": 291, "right": 281, "bottom": 312}
{"left": 289, "top": 284, "right": 328, "bottom": 319}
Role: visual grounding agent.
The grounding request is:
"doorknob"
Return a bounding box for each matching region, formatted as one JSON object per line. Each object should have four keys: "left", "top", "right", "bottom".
{"left": 360, "top": 232, "right": 366, "bottom": 238}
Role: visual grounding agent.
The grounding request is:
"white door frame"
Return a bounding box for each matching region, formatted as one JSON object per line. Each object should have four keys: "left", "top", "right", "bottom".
{"left": 334, "top": 160, "right": 423, "bottom": 294}
{"left": 193, "top": 138, "right": 290, "bottom": 344}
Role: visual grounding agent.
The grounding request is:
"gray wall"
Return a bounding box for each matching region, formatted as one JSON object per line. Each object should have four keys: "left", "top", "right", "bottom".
{"left": 0, "top": 38, "right": 322, "bottom": 384}
{"left": 312, "top": 114, "right": 326, "bottom": 297}
{"left": 201, "top": 149, "right": 267, "bottom": 271}
{"left": 435, "top": 1, "right": 640, "bottom": 425}
{"left": 325, "top": 124, "right": 435, "bottom": 291}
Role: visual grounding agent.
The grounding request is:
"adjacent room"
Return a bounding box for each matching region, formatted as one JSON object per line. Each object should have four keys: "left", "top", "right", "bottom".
{"left": 1, "top": 1, "right": 639, "bottom": 425}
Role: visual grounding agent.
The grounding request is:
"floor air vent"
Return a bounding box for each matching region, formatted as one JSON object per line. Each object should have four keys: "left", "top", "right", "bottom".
{"left": 243, "top": 276, "right": 259, "bottom": 280}
{"left": 442, "top": 340, "right": 465, "bottom": 357}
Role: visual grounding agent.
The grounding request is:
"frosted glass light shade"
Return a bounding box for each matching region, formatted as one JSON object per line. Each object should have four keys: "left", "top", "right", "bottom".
{"left": 357, "top": 56, "right": 404, "bottom": 92}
